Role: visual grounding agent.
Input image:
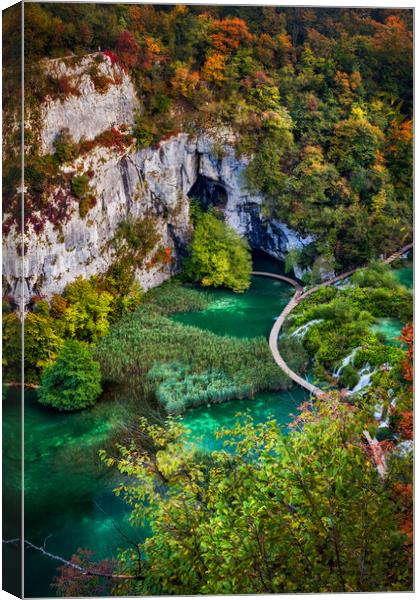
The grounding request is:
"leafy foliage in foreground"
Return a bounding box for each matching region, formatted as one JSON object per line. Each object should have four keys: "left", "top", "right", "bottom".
{"left": 96, "top": 397, "right": 411, "bottom": 595}
{"left": 186, "top": 211, "right": 252, "bottom": 293}
{"left": 38, "top": 340, "right": 102, "bottom": 411}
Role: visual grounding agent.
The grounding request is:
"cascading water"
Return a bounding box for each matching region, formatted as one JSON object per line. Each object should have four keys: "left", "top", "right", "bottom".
{"left": 291, "top": 319, "right": 323, "bottom": 339}
{"left": 332, "top": 346, "right": 361, "bottom": 378}
{"left": 348, "top": 365, "right": 376, "bottom": 395}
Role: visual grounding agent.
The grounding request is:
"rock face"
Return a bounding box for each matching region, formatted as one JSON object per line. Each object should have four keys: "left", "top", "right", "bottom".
{"left": 3, "top": 56, "right": 312, "bottom": 306}
{"left": 40, "top": 54, "right": 137, "bottom": 154}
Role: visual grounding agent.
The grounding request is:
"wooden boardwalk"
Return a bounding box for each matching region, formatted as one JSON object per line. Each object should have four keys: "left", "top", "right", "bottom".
{"left": 251, "top": 242, "right": 413, "bottom": 399}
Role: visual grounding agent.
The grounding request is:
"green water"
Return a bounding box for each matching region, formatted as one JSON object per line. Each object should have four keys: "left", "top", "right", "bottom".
{"left": 172, "top": 275, "right": 292, "bottom": 338}
{"left": 3, "top": 251, "right": 303, "bottom": 597}
{"left": 370, "top": 262, "right": 413, "bottom": 345}
{"left": 393, "top": 265, "right": 413, "bottom": 289}
{"left": 371, "top": 318, "right": 405, "bottom": 346}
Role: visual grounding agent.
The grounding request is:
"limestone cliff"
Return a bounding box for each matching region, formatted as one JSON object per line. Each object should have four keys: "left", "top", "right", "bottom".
{"left": 3, "top": 55, "right": 313, "bottom": 307}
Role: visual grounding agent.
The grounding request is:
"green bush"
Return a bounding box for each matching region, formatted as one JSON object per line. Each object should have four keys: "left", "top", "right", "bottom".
{"left": 339, "top": 365, "right": 359, "bottom": 389}
{"left": 351, "top": 261, "right": 399, "bottom": 290}
{"left": 71, "top": 174, "right": 90, "bottom": 199}
{"left": 186, "top": 211, "right": 252, "bottom": 293}
{"left": 38, "top": 340, "right": 102, "bottom": 411}
{"left": 53, "top": 128, "right": 77, "bottom": 164}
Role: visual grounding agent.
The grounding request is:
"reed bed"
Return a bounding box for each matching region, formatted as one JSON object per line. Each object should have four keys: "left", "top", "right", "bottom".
{"left": 95, "top": 306, "right": 289, "bottom": 413}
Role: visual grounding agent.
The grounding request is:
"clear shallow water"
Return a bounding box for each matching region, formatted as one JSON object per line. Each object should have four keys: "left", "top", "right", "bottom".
{"left": 393, "top": 265, "right": 413, "bottom": 289}
{"left": 370, "top": 262, "right": 412, "bottom": 346}
{"left": 371, "top": 318, "right": 404, "bottom": 346}
{"left": 172, "top": 259, "right": 293, "bottom": 338}
{"left": 3, "top": 251, "right": 304, "bottom": 597}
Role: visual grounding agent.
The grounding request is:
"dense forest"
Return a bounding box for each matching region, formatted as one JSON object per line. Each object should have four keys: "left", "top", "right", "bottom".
{"left": 3, "top": 3, "right": 413, "bottom": 271}
{"left": 2, "top": 3, "right": 413, "bottom": 597}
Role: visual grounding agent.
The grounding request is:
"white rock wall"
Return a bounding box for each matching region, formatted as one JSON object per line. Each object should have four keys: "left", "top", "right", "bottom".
{"left": 40, "top": 55, "right": 137, "bottom": 153}
{"left": 3, "top": 56, "right": 314, "bottom": 306}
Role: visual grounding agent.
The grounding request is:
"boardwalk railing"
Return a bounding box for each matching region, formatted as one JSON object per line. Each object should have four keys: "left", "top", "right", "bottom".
{"left": 252, "top": 243, "right": 412, "bottom": 477}
{"left": 251, "top": 242, "right": 413, "bottom": 399}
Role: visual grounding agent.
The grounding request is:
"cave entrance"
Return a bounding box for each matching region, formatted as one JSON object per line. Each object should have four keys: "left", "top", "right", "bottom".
{"left": 188, "top": 175, "right": 228, "bottom": 211}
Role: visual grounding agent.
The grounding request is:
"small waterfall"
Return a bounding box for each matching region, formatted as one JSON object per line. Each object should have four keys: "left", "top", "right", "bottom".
{"left": 291, "top": 319, "right": 323, "bottom": 339}
{"left": 348, "top": 365, "right": 376, "bottom": 395}
{"left": 374, "top": 402, "right": 384, "bottom": 420}
{"left": 333, "top": 346, "right": 361, "bottom": 378}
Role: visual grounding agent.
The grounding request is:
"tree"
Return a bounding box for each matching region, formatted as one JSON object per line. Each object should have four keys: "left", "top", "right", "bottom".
{"left": 116, "top": 30, "right": 139, "bottom": 70}
{"left": 186, "top": 211, "right": 252, "bottom": 293}
{"left": 38, "top": 339, "right": 102, "bottom": 411}
{"left": 210, "top": 17, "right": 253, "bottom": 54}
{"left": 329, "top": 114, "right": 383, "bottom": 174}
{"left": 60, "top": 277, "right": 113, "bottom": 343}
{"left": 24, "top": 312, "right": 64, "bottom": 383}
{"left": 100, "top": 396, "right": 411, "bottom": 595}
{"left": 201, "top": 52, "right": 227, "bottom": 84}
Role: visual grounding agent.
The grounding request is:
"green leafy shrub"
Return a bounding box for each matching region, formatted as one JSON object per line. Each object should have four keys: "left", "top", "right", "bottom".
{"left": 53, "top": 128, "right": 77, "bottom": 164}
{"left": 38, "top": 340, "right": 102, "bottom": 411}
{"left": 111, "top": 216, "right": 160, "bottom": 268}
{"left": 339, "top": 364, "right": 359, "bottom": 389}
{"left": 186, "top": 211, "right": 252, "bottom": 293}
{"left": 60, "top": 277, "right": 113, "bottom": 342}
{"left": 71, "top": 174, "right": 90, "bottom": 199}
{"left": 351, "top": 261, "right": 400, "bottom": 289}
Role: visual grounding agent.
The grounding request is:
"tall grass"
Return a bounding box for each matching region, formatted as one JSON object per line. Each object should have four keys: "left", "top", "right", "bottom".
{"left": 147, "top": 362, "right": 252, "bottom": 414}
{"left": 94, "top": 302, "right": 289, "bottom": 413}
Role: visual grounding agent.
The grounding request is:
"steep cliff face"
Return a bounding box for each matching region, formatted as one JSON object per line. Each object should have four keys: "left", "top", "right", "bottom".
{"left": 3, "top": 56, "right": 312, "bottom": 306}
{"left": 40, "top": 54, "right": 137, "bottom": 153}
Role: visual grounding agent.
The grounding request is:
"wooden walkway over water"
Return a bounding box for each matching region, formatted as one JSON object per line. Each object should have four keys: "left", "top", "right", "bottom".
{"left": 251, "top": 242, "right": 413, "bottom": 399}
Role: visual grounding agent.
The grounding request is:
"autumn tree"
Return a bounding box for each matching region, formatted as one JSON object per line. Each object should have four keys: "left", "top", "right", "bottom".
{"left": 116, "top": 30, "right": 139, "bottom": 70}
{"left": 210, "top": 17, "right": 253, "bottom": 54}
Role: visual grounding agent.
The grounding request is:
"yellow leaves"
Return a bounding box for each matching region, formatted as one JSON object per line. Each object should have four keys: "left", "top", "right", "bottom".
{"left": 145, "top": 35, "right": 161, "bottom": 55}
{"left": 277, "top": 32, "right": 293, "bottom": 51}
{"left": 350, "top": 105, "right": 366, "bottom": 120}
{"left": 171, "top": 64, "right": 199, "bottom": 97}
{"left": 371, "top": 187, "right": 387, "bottom": 214}
{"left": 201, "top": 53, "right": 226, "bottom": 84}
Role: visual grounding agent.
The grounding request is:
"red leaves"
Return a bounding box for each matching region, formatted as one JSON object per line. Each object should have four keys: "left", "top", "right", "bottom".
{"left": 116, "top": 30, "right": 140, "bottom": 70}
{"left": 398, "top": 411, "right": 413, "bottom": 440}
{"left": 94, "top": 127, "right": 133, "bottom": 151}
{"left": 53, "top": 548, "right": 116, "bottom": 597}
{"left": 400, "top": 322, "right": 413, "bottom": 389}
{"left": 78, "top": 127, "right": 133, "bottom": 156}
{"left": 104, "top": 49, "right": 118, "bottom": 65}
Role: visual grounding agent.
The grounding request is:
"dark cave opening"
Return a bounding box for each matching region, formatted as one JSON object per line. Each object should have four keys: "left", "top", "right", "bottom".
{"left": 188, "top": 175, "right": 228, "bottom": 211}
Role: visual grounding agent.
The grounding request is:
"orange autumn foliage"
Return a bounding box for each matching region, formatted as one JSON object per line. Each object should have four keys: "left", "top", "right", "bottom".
{"left": 171, "top": 65, "right": 200, "bottom": 97}
{"left": 210, "top": 17, "right": 252, "bottom": 54}
{"left": 202, "top": 53, "right": 227, "bottom": 84}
